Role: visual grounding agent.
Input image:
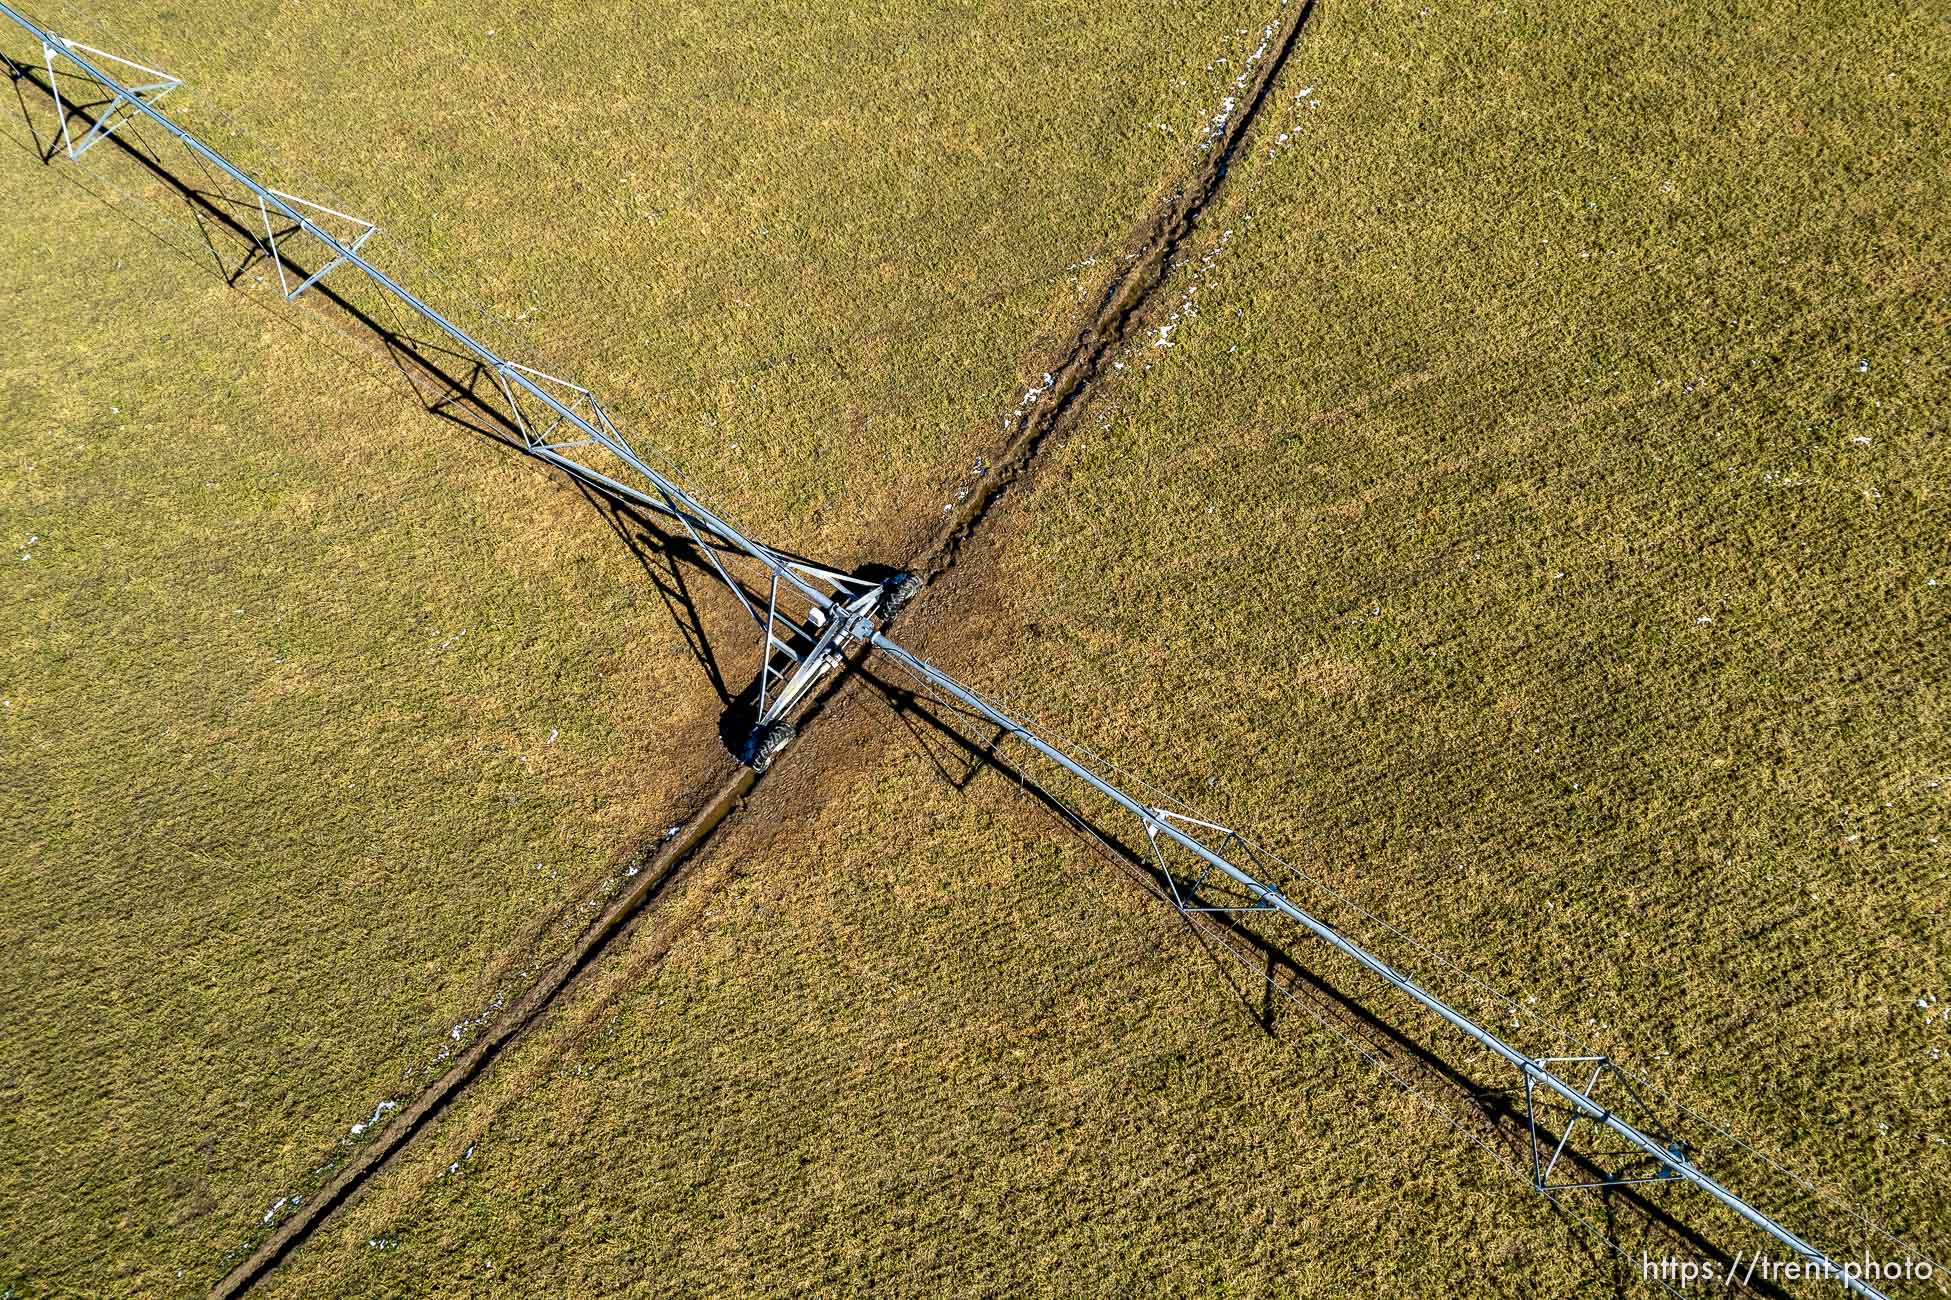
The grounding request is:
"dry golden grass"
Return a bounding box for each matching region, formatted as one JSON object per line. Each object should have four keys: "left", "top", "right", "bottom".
{"left": 1, "top": 1, "right": 1302, "bottom": 1292}
{"left": 3, "top": 0, "right": 1946, "bottom": 1294}
{"left": 261, "top": 0, "right": 1949, "bottom": 1293}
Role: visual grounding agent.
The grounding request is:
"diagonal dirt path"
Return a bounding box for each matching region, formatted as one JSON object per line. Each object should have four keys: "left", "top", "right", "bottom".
{"left": 207, "top": 4, "right": 1316, "bottom": 1292}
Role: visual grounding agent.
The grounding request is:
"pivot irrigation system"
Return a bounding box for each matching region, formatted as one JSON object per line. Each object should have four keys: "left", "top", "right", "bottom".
{"left": 2, "top": 7, "right": 1929, "bottom": 1296}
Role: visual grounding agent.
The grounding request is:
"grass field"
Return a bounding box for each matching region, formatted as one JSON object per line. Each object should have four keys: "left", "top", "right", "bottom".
{"left": 30, "top": 0, "right": 1276, "bottom": 564}
{"left": 254, "top": 739, "right": 1630, "bottom": 1297}
{"left": 928, "top": 0, "right": 1951, "bottom": 1267}
{"left": 4, "top": 0, "right": 1948, "bottom": 1294}
{"left": 0, "top": 142, "right": 742, "bottom": 1292}
{"left": 1, "top": 1, "right": 1304, "bottom": 1293}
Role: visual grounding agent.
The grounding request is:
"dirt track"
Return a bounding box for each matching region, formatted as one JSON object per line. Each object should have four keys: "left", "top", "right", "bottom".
{"left": 164, "top": 5, "right": 1320, "bottom": 1292}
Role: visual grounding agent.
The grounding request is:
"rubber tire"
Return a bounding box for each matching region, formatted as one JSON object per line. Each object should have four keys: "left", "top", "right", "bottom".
{"left": 750, "top": 720, "right": 796, "bottom": 773}
{"left": 881, "top": 571, "right": 922, "bottom": 617}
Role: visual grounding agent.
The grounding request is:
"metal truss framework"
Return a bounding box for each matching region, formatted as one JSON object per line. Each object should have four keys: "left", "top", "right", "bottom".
{"left": 863, "top": 637, "right": 1914, "bottom": 1298}
{"left": 2, "top": 7, "right": 1919, "bottom": 1297}
{"left": 1, "top": 0, "right": 903, "bottom": 770}
{"left": 37, "top": 31, "right": 174, "bottom": 159}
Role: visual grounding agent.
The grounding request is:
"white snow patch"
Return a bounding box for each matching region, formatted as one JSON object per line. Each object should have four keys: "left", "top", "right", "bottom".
{"left": 349, "top": 1098, "right": 398, "bottom": 1138}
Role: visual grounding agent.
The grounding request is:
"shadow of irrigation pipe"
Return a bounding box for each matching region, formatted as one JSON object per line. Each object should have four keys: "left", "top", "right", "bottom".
{"left": 860, "top": 664, "right": 1796, "bottom": 1299}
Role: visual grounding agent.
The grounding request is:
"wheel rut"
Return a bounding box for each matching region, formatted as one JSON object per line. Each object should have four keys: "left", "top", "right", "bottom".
{"left": 202, "top": 3, "right": 1317, "bottom": 1291}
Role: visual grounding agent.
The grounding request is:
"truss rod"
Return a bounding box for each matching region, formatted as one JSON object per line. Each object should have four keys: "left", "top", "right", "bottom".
{"left": 868, "top": 632, "right": 1896, "bottom": 1300}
